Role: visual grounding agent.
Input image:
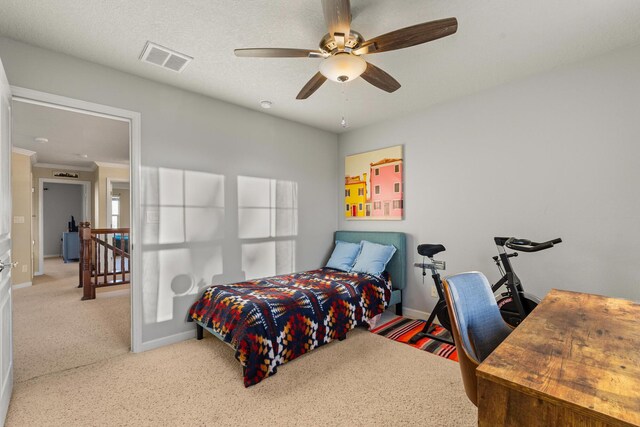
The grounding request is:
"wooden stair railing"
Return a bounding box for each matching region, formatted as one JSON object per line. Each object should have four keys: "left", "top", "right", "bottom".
{"left": 79, "top": 222, "right": 130, "bottom": 300}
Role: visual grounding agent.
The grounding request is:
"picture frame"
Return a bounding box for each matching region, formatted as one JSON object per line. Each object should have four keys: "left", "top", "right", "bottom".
{"left": 344, "top": 145, "right": 403, "bottom": 220}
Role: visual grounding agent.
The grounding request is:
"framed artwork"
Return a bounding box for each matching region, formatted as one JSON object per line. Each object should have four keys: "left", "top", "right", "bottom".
{"left": 344, "top": 145, "right": 403, "bottom": 220}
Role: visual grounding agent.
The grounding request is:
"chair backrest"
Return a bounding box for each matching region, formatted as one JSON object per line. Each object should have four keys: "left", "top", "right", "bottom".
{"left": 443, "top": 271, "right": 512, "bottom": 406}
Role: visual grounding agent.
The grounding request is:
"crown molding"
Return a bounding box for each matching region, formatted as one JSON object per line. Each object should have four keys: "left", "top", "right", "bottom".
{"left": 12, "top": 147, "right": 36, "bottom": 156}
{"left": 33, "top": 162, "right": 95, "bottom": 172}
{"left": 12, "top": 147, "right": 38, "bottom": 165}
{"left": 93, "top": 161, "right": 129, "bottom": 170}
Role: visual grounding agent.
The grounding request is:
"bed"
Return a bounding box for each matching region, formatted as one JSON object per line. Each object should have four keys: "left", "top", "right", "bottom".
{"left": 188, "top": 231, "right": 406, "bottom": 387}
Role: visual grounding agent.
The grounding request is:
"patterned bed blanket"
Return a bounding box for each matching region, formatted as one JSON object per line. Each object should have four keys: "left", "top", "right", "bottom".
{"left": 188, "top": 268, "right": 391, "bottom": 387}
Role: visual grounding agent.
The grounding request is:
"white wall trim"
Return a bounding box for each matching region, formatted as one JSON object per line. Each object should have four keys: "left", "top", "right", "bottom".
{"left": 402, "top": 306, "right": 430, "bottom": 320}
{"left": 11, "top": 90, "right": 131, "bottom": 123}
{"left": 12, "top": 86, "right": 143, "bottom": 353}
{"left": 139, "top": 330, "right": 196, "bottom": 353}
{"left": 38, "top": 178, "right": 91, "bottom": 274}
{"left": 401, "top": 306, "right": 442, "bottom": 325}
{"left": 11, "top": 281, "right": 31, "bottom": 289}
{"left": 11, "top": 147, "right": 35, "bottom": 157}
{"left": 33, "top": 162, "right": 95, "bottom": 172}
{"left": 95, "top": 161, "right": 129, "bottom": 169}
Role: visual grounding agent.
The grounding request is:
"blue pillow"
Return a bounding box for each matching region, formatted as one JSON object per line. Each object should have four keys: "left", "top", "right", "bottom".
{"left": 351, "top": 240, "right": 397, "bottom": 278}
{"left": 326, "top": 240, "right": 362, "bottom": 272}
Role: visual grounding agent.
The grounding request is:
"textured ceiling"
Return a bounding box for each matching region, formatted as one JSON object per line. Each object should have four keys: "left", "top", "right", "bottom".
{"left": 1, "top": 0, "right": 640, "bottom": 133}
{"left": 12, "top": 101, "right": 129, "bottom": 168}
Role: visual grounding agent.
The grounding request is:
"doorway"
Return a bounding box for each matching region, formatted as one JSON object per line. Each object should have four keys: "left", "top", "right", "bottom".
{"left": 9, "top": 86, "right": 142, "bottom": 369}
{"left": 10, "top": 97, "right": 134, "bottom": 382}
{"left": 39, "top": 179, "right": 91, "bottom": 271}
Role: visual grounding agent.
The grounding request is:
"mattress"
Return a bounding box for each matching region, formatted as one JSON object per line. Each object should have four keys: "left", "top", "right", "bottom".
{"left": 188, "top": 268, "right": 391, "bottom": 386}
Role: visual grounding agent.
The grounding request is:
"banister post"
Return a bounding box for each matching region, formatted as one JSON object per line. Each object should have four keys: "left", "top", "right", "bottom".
{"left": 79, "top": 222, "right": 95, "bottom": 300}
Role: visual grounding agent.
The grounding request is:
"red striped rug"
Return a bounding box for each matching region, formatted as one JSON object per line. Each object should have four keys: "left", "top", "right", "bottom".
{"left": 371, "top": 316, "right": 458, "bottom": 362}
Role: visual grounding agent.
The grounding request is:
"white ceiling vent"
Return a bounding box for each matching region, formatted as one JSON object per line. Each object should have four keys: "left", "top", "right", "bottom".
{"left": 139, "top": 41, "right": 192, "bottom": 73}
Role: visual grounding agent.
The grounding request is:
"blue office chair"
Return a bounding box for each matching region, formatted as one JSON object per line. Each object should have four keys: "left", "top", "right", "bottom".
{"left": 442, "top": 272, "right": 512, "bottom": 406}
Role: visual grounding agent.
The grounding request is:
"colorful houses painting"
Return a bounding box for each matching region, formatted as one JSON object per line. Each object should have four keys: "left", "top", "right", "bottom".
{"left": 345, "top": 145, "right": 403, "bottom": 220}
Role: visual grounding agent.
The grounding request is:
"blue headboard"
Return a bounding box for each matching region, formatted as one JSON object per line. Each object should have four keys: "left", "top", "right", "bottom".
{"left": 334, "top": 231, "right": 407, "bottom": 290}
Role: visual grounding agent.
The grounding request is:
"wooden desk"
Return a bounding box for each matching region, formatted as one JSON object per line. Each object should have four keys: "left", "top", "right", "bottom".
{"left": 477, "top": 289, "right": 640, "bottom": 426}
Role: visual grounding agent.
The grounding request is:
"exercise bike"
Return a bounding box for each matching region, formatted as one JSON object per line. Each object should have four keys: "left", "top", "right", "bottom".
{"left": 408, "top": 244, "right": 454, "bottom": 346}
{"left": 491, "top": 236, "right": 562, "bottom": 326}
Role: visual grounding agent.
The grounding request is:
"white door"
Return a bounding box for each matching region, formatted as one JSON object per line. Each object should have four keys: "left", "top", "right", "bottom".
{"left": 0, "top": 57, "right": 14, "bottom": 424}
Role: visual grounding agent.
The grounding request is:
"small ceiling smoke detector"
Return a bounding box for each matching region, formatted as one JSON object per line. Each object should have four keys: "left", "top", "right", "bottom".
{"left": 78, "top": 154, "right": 89, "bottom": 159}
{"left": 139, "top": 41, "right": 193, "bottom": 73}
{"left": 34, "top": 137, "right": 48, "bottom": 144}
{"left": 260, "top": 100, "right": 273, "bottom": 109}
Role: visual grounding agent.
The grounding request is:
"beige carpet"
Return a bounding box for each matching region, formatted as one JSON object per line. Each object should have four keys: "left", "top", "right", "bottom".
{"left": 8, "top": 259, "right": 477, "bottom": 426}
{"left": 12, "top": 258, "right": 130, "bottom": 383}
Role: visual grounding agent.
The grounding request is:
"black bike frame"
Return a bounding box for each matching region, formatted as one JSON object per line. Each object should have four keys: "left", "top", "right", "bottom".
{"left": 492, "top": 245, "right": 528, "bottom": 320}
{"left": 410, "top": 259, "right": 454, "bottom": 346}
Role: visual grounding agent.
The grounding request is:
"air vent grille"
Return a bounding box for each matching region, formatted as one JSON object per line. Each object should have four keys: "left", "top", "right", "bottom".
{"left": 139, "top": 41, "right": 192, "bottom": 73}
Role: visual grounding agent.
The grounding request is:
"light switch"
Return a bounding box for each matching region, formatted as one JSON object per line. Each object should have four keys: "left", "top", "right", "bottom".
{"left": 13, "top": 216, "right": 25, "bottom": 224}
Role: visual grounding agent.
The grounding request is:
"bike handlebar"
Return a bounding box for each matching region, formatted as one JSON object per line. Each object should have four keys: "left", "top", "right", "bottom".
{"left": 504, "top": 237, "right": 562, "bottom": 252}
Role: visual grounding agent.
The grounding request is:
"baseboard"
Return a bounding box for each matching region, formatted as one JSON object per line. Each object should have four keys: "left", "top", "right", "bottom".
{"left": 43, "top": 254, "right": 60, "bottom": 259}
{"left": 138, "top": 329, "right": 196, "bottom": 353}
{"left": 33, "top": 272, "right": 43, "bottom": 277}
{"left": 402, "top": 306, "right": 442, "bottom": 325}
{"left": 12, "top": 281, "right": 32, "bottom": 289}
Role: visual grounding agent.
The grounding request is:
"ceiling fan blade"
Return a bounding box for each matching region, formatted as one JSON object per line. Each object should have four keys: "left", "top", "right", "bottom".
{"left": 322, "top": 0, "right": 351, "bottom": 40}
{"left": 296, "top": 72, "right": 327, "bottom": 99}
{"left": 361, "top": 62, "right": 401, "bottom": 93}
{"left": 234, "top": 48, "right": 323, "bottom": 58}
{"left": 361, "top": 17, "right": 458, "bottom": 54}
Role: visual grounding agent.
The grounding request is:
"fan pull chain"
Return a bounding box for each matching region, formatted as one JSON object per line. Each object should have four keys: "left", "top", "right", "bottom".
{"left": 341, "top": 84, "right": 349, "bottom": 128}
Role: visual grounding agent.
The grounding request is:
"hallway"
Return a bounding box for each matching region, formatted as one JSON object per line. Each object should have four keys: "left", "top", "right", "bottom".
{"left": 12, "top": 258, "right": 130, "bottom": 383}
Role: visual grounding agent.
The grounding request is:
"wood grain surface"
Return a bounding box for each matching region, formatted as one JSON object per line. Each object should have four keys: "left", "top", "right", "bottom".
{"left": 477, "top": 289, "right": 640, "bottom": 426}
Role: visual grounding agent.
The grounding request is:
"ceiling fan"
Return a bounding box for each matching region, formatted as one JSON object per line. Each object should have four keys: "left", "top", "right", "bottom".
{"left": 234, "top": 0, "right": 458, "bottom": 99}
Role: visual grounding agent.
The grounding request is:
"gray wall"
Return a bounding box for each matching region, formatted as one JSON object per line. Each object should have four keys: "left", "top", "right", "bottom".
{"left": 339, "top": 43, "right": 640, "bottom": 316}
{"left": 43, "top": 183, "right": 82, "bottom": 257}
{"left": 0, "top": 37, "right": 338, "bottom": 346}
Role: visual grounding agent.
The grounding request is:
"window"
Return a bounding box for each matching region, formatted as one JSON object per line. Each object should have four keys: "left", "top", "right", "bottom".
{"left": 359, "top": 203, "right": 363, "bottom": 211}
{"left": 394, "top": 182, "right": 401, "bottom": 193}
{"left": 111, "top": 195, "right": 120, "bottom": 228}
{"left": 374, "top": 201, "right": 381, "bottom": 210}
{"left": 394, "top": 164, "right": 400, "bottom": 173}
{"left": 345, "top": 189, "right": 351, "bottom": 197}
{"left": 375, "top": 185, "right": 380, "bottom": 195}
{"left": 346, "top": 204, "right": 350, "bottom": 211}
{"left": 375, "top": 168, "right": 380, "bottom": 176}
{"left": 393, "top": 200, "right": 403, "bottom": 209}
{"left": 358, "top": 188, "right": 364, "bottom": 196}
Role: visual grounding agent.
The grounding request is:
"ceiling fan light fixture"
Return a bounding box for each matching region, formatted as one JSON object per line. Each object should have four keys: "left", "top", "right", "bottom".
{"left": 319, "top": 52, "right": 366, "bottom": 83}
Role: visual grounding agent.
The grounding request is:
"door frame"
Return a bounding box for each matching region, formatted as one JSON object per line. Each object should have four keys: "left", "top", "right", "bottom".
{"left": 0, "top": 57, "right": 13, "bottom": 426}
{"left": 38, "top": 178, "right": 90, "bottom": 266}
{"left": 11, "top": 86, "right": 143, "bottom": 353}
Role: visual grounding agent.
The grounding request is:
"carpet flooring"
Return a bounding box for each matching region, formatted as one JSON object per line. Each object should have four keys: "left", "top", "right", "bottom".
{"left": 12, "top": 258, "right": 130, "bottom": 383}
{"left": 8, "top": 261, "right": 477, "bottom": 426}
{"left": 372, "top": 316, "right": 458, "bottom": 361}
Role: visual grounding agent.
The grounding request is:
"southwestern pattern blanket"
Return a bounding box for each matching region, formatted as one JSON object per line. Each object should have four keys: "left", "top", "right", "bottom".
{"left": 188, "top": 268, "right": 391, "bottom": 386}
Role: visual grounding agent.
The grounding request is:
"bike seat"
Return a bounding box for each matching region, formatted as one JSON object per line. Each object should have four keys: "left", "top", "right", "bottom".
{"left": 417, "top": 244, "right": 446, "bottom": 257}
